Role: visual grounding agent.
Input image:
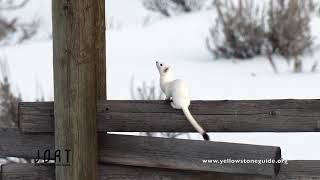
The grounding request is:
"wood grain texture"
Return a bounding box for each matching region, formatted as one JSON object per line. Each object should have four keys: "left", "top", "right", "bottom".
{"left": 0, "top": 130, "right": 281, "bottom": 176}
{"left": 2, "top": 162, "right": 320, "bottom": 180}
{"left": 0, "top": 128, "right": 54, "bottom": 158}
{"left": 19, "top": 99, "right": 320, "bottom": 132}
{"left": 100, "top": 134, "right": 281, "bottom": 176}
{"left": 94, "top": 0, "right": 106, "bottom": 100}
{"left": 1, "top": 164, "right": 267, "bottom": 180}
{"left": 52, "top": 0, "right": 105, "bottom": 179}
{"left": 280, "top": 160, "right": 320, "bottom": 177}
{"left": 1, "top": 164, "right": 56, "bottom": 180}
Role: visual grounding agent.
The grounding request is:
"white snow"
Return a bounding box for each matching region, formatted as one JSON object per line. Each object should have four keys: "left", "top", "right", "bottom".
{"left": 2, "top": 0, "right": 53, "bottom": 41}
{"left": 1, "top": 0, "right": 320, "bottom": 160}
{"left": 1, "top": 41, "right": 53, "bottom": 101}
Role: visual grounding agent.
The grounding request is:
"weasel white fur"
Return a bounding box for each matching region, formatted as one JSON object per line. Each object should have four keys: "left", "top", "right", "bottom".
{"left": 156, "top": 61, "right": 210, "bottom": 141}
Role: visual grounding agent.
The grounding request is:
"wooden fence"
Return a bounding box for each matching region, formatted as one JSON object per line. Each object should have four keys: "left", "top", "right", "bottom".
{"left": 19, "top": 99, "right": 320, "bottom": 132}
{"left": 1, "top": 0, "right": 320, "bottom": 179}
{"left": 1, "top": 100, "right": 320, "bottom": 179}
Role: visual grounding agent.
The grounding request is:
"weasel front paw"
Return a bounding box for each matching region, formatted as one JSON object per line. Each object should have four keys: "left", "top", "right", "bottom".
{"left": 166, "top": 97, "right": 173, "bottom": 102}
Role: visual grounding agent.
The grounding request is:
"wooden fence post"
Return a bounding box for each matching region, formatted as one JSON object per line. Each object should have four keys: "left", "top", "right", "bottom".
{"left": 95, "top": 0, "right": 106, "bottom": 100}
{"left": 52, "top": 0, "right": 106, "bottom": 179}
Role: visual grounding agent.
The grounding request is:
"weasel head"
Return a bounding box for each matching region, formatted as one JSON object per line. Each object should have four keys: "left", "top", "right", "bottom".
{"left": 156, "top": 61, "right": 172, "bottom": 77}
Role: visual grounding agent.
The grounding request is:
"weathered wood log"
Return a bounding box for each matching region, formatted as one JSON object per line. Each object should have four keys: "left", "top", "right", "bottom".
{"left": 2, "top": 162, "right": 320, "bottom": 180}
{"left": 0, "top": 128, "right": 54, "bottom": 158}
{"left": 280, "top": 160, "right": 320, "bottom": 177}
{"left": 52, "top": 0, "right": 106, "bottom": 179}
{"left": 1, "top": 164, "right": 55, "bottom": 180}
{"left": 100, "top": 134, "right": 281, "bottom": 176}
{"left": 0, "top": 130, "right": 281, "bottom": 176}
{"left": 94, "top": 0, "right": 107, "bottom": 100}
{"left": 19, "top": 99, "right": 320, "bottom": 133}
{"left": 0, "top": 163, "right": 268, "bottom": 180}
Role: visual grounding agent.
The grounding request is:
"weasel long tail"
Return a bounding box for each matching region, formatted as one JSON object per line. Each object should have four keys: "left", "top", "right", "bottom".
{"left": 182, "top": 107, "right": 210, "bottom": 141}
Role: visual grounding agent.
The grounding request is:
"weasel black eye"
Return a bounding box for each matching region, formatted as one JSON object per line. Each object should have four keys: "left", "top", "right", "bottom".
{"left": 160, "top": 64, "right": 163, "bottom": 66}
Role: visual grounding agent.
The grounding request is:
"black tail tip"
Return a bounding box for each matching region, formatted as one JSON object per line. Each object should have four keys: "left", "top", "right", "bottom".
{"left": 202, "top": 133, "right": 210, "bottom": 141}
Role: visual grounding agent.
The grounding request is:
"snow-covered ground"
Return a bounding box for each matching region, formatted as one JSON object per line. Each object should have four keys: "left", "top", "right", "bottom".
{"left": 1, "top": 0, "right": 320, "bottom": 160}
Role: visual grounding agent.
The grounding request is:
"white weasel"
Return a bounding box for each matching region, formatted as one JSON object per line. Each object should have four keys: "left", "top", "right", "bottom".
{"left": 156, "top": 61, "right": 210, "bottom": 141}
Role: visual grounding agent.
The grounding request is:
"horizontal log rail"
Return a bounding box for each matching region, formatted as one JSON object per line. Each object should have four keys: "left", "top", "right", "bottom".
{"left": 0, "top": 128, "right": 280, "bottom": 176}
{"left": 2, "top": 161, "right": 320, "bottom": 180}
{"left": 19, "top": 99, "right": 320, "bottom": 133}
